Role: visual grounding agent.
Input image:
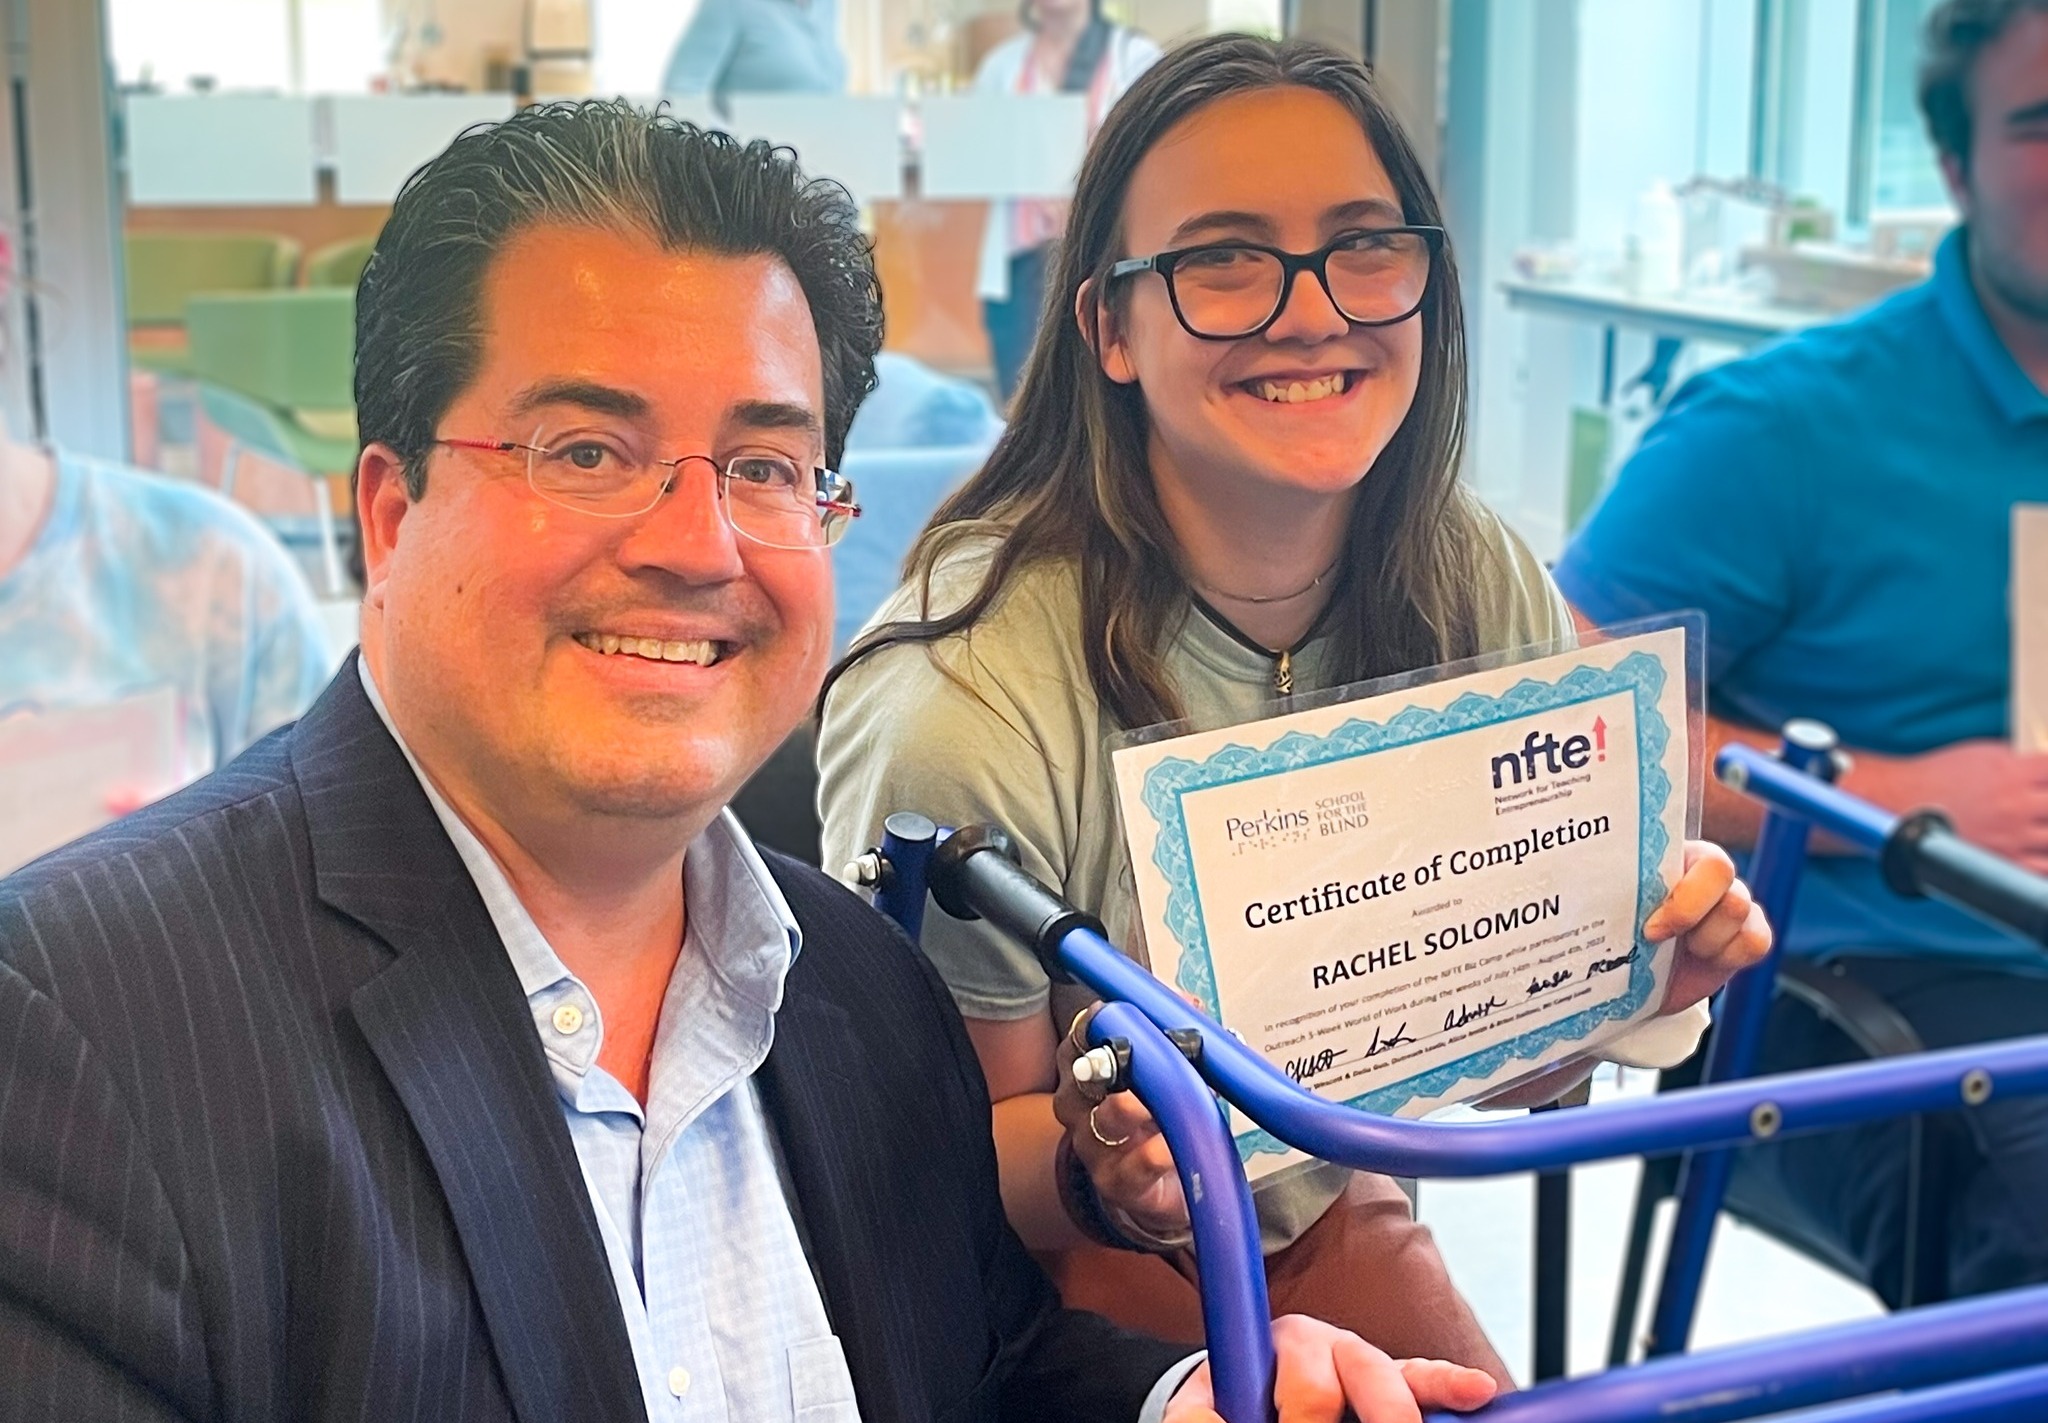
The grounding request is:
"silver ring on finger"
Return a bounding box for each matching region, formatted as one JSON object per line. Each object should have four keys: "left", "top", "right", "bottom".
{"left": 1089, "top": 1103, "right": 1131, "bottom": 1149}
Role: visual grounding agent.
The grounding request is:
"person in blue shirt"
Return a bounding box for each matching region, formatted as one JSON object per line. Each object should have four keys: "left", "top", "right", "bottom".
{"left": 0, "top": 438, "right": 331, "bottom": 827}
{"left": 661, "top": 0, "right": 847, "bottom": 112}
{"left": 1556, "top": 0, "right": 2048, "bottom": 1306}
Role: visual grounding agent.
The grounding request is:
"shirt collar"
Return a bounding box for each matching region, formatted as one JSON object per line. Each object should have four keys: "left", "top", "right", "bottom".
{"left": 1177, "top": 598, "right": 1337, "bottom": 697}
{"left": 354, "top": 658, "right": 802, "bottom": 1011}
{"left": 1933, "top": 226, "right": 2048, "bottom": 426}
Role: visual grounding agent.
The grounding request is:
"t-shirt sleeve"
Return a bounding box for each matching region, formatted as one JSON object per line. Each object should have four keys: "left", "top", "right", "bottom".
{"left": 661, "top": 0, "right": 741, "bottom": 95}
{"left": 818, "top": 635, "right": 1076, "bottom": 1022}
{"left": 1468, "top": 496, "right": 1576, "bottom": 655}
{"left": 1552, "top": 363, "right": 1807, "bottom": 684}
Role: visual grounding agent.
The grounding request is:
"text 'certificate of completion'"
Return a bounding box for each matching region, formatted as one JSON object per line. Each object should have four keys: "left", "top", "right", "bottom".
{"left": 1111, "top": 628, "right": 1691, "bottom": 1180}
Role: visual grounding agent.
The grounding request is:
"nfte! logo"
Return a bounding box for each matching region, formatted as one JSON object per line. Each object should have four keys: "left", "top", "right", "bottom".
{"left": 1490, "top": 717, "right": 1609, "bottom": 790}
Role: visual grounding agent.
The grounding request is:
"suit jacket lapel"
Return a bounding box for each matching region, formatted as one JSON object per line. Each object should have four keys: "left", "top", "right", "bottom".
{"left": 757, "top": 979, "right": 932, "bottom": 1423}
{"left": 293, "top": 663, "right": 644, "bottom": 1423}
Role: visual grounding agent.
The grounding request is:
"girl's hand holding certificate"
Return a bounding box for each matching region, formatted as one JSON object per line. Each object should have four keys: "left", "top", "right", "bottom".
{"left": 1054, "top": 845, "right": 1767, "bottom": 1243}
{"left": 1649, "top": 841, "right": 1771, "bottom": 1014}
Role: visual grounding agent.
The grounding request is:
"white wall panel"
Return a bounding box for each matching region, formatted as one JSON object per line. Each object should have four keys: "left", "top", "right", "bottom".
{"left": 920, "top": 95, "right": 1086, "bottom": 200}
{"left": 329, "top": 93, "right": 516, "bottom": 205}
{"left": 125, "top": 95, "right": 319, "bottom": 206}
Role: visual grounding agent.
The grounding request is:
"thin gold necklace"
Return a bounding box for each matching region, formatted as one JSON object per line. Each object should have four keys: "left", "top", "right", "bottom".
{"left": 1191, "top": 556, "right": 1342, "bottom": 607}
{"left": 1187, "top": 564, "right": 1346, "bottom": 696}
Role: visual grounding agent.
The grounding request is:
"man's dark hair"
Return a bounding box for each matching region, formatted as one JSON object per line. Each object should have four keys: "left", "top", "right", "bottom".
{"left": 354, "top": 99, "right": 884, "bottom": 500}
{"left": 1919, "top": 0, "right": 2048, "bottom": 171}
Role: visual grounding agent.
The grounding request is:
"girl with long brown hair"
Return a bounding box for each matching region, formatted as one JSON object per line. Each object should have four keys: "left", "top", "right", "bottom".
{"left": 819, "top": 34, "right": 1768, "bottom": 1371}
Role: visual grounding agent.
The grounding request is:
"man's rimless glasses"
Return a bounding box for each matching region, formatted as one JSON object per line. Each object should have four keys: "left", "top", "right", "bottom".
{"left": 436, "top": 431, "right": 861, "bottom": 550}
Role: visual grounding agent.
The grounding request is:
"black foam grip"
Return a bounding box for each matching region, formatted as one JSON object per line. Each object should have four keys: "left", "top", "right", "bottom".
{"left": 1882, "top": 811, "right": 2048, "bottom": 949}
{"left": 929, "top": 824, "right": 1103, "bottom": 981}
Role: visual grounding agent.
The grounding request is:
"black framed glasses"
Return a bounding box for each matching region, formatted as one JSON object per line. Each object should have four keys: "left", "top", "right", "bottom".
{"left": 436, "top": 430, "right": 860, "bottom": 550}
{"left": 1108, "top": 226, "right": 1445, "bottom": 340}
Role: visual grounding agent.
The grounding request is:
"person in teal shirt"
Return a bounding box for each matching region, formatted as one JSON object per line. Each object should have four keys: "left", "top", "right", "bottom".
{"left": 1556, "top": 0, "right": 2048, "bottom": 1307}
{"left": 661, "top": 0, "right": 846, "bottom": 112}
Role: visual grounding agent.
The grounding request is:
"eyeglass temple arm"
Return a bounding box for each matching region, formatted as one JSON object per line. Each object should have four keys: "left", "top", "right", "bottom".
{"left": 438, "top": 438, "right": 523, "bottom": 453}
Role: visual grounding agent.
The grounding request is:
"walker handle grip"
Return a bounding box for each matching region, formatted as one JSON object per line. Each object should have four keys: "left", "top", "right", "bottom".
{"left": 1882, "top": 811, "right": 2048, "bottom": 948}
{"left": 927, "top": 824, "right": 1105, "bottom": 982}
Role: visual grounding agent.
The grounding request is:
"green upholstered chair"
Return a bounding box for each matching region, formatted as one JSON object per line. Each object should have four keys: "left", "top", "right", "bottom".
{"left": 185, "top": 287, "right": 355, "bottom": 416}
{"left": 124, "top": 232, "right": 301, "bottom": 375}
{"left": 186, "top": 288, "right": 359, "bottom": 597}
{"left": 304, "top": 236, "right": 376, "bottom": 290}
{"left": 196, "top": 381, "right": 355, "bottom": 597}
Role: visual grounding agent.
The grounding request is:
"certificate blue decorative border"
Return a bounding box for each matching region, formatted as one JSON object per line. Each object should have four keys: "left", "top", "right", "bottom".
{"left": 1136, "top": 650, "right": 1675, "bottom": 1163}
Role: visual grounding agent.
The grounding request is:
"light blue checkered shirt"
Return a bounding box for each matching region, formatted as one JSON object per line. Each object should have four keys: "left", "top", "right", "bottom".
{"left": 361, "top": 663, "right": 862, "bottom": 1422}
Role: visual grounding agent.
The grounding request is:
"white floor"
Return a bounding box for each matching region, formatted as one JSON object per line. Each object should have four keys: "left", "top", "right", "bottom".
{"left": 1414, "top": 1064, "right": 1884, "bottom": 1386}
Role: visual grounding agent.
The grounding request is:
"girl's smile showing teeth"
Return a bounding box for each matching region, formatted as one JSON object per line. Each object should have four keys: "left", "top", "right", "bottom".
{"left": 573, "top": 631, "right": 723, "bottom": 666}
{"left": 1243, "top": 371, "right": 1359, "bottom": 404}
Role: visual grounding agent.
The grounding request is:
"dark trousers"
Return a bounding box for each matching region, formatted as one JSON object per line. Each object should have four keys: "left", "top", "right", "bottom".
{"left": 1725, "top": 955, "right": 2048, "bottom": 1306}
{"left": 982, "top": 244, "right": 1053, "bottom": 405}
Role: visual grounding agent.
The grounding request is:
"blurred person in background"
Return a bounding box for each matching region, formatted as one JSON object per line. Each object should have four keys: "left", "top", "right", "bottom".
{"left": 975, "top": 0, "right": 1158, "bottom": 402}
{"left": 1556, "top": 0, "right": 2048, "bottom": 1305}
{"left": 0, "top": 225, "right": 328, "bottom": 800}
{"left": 662, "top": 0, "right": 848, "bottom": 111}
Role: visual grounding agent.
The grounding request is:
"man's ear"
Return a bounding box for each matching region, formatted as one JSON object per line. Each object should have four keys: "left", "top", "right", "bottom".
{"left": 355, "top": 443, "right": 414, "bottom": 613}
{"left": 1076, "top": 277, "right": 1138, "bottom": 386}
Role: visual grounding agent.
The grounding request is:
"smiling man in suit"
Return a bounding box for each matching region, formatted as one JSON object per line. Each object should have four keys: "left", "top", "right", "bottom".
{"left": 0, "top": 103, "right": 1499, "bottom": 1423}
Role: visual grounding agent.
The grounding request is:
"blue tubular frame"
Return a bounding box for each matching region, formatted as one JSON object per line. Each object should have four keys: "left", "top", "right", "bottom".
{"left": 1713, "top": 737, "right": 2048, "bottom": 943}
{"left": 1092, "top": 1001, "right": 1275, "bottom": 1421}
{"left": 873, "top": 813, "right": 940, "bottom": 943}
{"left": 1061, "top": 922, "right": 2048, "bottom": 1179}
{"left": 1055, "top": 920, "right": 2048, "bottom": 1421}
{"left": 1715, "top": 741, "right": 1896, "bottom": 853}
{"left": 1647, "top": 724, "right": 1850, "bottom": 1356}
{"left": 1770, "top": 1365, "right": 2048, "bottom": 1423}
{"left": 1649, "top": 732, "right": 2048, "bottom": 1355}
{"left": 1414, "top": 1289, "right": 2048, "bottom": 1423}
{"left": 869, "top": 744, "right": 2048, "bottom": 1422}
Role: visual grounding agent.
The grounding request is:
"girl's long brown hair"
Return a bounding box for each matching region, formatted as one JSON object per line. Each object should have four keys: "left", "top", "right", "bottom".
{"left": 824, "top": 34, "right": 1491, "bottom": 729}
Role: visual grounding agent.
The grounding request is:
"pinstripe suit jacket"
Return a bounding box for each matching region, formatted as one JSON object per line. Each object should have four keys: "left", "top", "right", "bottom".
{"left": 0, "top": 666, "right": 1184, "bottom": 1422}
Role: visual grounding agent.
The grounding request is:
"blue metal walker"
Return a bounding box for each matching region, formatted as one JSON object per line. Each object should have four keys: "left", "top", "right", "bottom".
{"left": 864, "top": 721, "right": 2048, "bottom": 1422}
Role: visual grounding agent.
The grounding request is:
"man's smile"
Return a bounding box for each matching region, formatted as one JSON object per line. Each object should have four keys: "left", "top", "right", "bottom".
{"left": 572, "top": 631, "right": 728, "bottom": 666}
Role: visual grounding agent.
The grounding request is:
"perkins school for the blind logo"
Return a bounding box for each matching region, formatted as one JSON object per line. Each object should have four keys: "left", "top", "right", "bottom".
{"left": 1224, "top": 790, "right": 1374, "bottom": 851}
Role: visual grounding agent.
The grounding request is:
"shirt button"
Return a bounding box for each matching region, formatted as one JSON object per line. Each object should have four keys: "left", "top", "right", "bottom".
{"left": 667, "top": 1365, "right": 691, "bottom": 1397}
{"left": 550, "top": 1003, "right": 585, "bottom": 1036}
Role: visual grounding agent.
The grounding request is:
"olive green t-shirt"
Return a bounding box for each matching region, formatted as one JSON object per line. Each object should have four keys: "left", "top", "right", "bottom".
{"left": 818, "top": 501, "right": 1691, "bottom": 1251}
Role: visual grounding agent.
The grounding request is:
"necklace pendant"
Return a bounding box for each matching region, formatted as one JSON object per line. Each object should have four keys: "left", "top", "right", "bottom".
{"left": 1274, "top": 649, "right": 1293, "bottom": 697}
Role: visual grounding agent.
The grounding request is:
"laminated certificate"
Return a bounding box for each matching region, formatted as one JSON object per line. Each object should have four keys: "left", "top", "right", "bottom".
{"left": 1111, "top": 627, "right": 1693, "bottom": 1180}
